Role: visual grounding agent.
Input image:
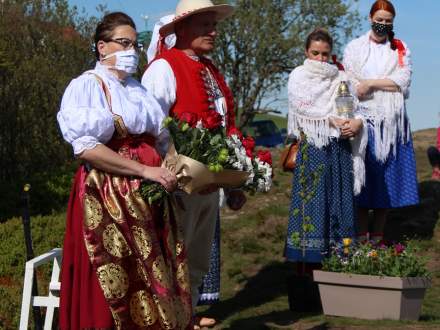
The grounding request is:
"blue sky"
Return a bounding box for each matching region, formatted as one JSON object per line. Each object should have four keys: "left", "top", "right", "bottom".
{"left": 68, "top": 0, "right": 440, "bottom": 130}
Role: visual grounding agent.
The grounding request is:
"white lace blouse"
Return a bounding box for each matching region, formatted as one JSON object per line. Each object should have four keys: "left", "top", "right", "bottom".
{"left": 57, "top": 62, "right": 164, "bottom": 155}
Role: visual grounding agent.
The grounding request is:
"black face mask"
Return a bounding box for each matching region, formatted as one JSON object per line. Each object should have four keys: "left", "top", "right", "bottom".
{"left": 372, "top": 22, "right": 393, "bottom": 37}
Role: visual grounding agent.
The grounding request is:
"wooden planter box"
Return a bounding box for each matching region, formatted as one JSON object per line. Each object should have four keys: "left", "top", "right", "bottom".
{"left": 313, "top": 270, "right": 431, "bottom": 320}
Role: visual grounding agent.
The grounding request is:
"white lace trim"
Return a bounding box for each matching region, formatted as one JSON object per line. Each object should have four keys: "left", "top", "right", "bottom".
{"left": 72, "top": 136, "right": 101, "bottom": 156}
{"left": 351, "top": 114, "right": 368, "bottom": 195}
{"left": 198, "top": 292, "right": 219, "bottom": 301}
{"left": 357, "top": 91, "right": 409, "bottom": 162}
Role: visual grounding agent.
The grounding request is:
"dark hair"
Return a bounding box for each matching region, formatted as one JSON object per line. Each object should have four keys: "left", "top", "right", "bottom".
{"left": 94, "top": 12, "right": 136, "bottom": 60}
{"left": 305, "top": 28, "right": 333, "bottom": 51}
{"left": 370, "top": 0, "right": 397, "bottom": 50}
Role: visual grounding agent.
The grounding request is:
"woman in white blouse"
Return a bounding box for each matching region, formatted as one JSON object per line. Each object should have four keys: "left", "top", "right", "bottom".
{"left": 57, "top": 12, "right": 192, "bottom": 330}
{"left": 343, "top": 0, "right": 419, "bottom": 244}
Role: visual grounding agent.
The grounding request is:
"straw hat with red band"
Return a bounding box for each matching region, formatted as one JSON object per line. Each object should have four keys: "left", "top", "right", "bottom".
{"left": 159, "top": 0, "right": 234, "bottom": 37}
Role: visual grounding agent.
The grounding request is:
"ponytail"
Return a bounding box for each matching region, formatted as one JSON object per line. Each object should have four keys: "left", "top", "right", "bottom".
{"left": 388, "top": 30, "right": 396, "bottom": 50}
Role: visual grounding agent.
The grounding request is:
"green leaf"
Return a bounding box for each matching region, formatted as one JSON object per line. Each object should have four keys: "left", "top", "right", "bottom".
{"left": 291, "top": 232, "right": 301, "bottom": 246}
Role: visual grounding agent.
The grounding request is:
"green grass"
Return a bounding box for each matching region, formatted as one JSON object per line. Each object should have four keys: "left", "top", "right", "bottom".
{"left": 197, "top": 140, "right": 440, "bottom": 329}
{"left": 0, "top": 130, "right": 439, "bottom": 329}
{"left": 197, "top": 193, "right": 440, "bottom": 329}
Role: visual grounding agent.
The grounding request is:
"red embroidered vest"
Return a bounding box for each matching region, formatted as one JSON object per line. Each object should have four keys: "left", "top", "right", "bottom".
{"left": 156, "top": 48, "right": 236, "bottom": 132}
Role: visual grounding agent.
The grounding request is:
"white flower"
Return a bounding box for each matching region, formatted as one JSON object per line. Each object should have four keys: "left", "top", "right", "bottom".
{"left": 225, "top": 135, "right": 273, "bottom": 192}
{"left": 257, "top": 178, "right": 265, "bottom": 191}
{"left": 231, "top": 135, "right": 241, "bottom": 144}
{"left": 232, "top": 161, "right": 243, "bottom": 170}
{"left": 246, "top": 171, "right": 255, "bottom": 185}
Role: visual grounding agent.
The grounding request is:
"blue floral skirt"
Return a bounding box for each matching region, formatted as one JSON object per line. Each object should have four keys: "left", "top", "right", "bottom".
{"left": 285, "top": 139, "right": 356, "bottom": 263}
{"left": 197, "top": 213, "right": 220, "bottom": 305}
{"left": 356, "top": 126, "right": 419, "bottom": 209}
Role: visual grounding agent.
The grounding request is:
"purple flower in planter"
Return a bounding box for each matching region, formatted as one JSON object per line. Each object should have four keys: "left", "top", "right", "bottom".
{"left": 394, "top": 243, "right": 405, "bottom": 255}
{"left": 378, "top": 242, "right": 387, "bottom": 249}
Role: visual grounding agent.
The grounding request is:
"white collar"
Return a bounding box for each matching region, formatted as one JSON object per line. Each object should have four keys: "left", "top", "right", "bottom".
{"left": 95, "top": 62, "right": 128, "bottom": 85}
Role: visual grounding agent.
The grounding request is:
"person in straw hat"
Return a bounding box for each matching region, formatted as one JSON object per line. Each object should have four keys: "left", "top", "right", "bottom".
{"left": 142, "top": 0, "right": 246, "bottom": 327}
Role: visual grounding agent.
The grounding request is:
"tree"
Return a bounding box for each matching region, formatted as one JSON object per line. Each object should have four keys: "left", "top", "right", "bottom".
{"left": 0, "top": 0, "right": 98, "bottom": 219}
{"left": 212, "top": 0, "right": 360, "bottom": 127}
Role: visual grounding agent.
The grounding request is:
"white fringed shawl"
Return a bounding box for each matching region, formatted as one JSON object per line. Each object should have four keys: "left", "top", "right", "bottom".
{"left": 287, "top": 59, "right": 367, "bottom": 195}
{"left": 343, "top": 31, "right": 412, "bottom": 162}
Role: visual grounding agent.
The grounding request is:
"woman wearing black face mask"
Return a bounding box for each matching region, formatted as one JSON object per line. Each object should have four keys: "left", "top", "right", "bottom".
{"left": 343, "top": 0, "right": 419, "bottom": 244}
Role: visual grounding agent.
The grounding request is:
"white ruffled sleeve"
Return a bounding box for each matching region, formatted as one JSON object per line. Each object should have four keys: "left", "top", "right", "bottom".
{"left": 57, "top": 74, "right": 114, "bottom": 155}
{"left": 387, "top": 42, "right": 412, "bottom": 98}
{"left": 141, "top": 59, "right": 176, "bottom": 156}
{"left": 141, "top": 59, "right": 176, "bottom": 116}
{"left": 136, "top": 88, "right": 170, "bottom": 157}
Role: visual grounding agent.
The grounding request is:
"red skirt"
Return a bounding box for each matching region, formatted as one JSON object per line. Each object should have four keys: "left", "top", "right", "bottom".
{"left": 60, "top": 135, "right": 192, "bottom": 329}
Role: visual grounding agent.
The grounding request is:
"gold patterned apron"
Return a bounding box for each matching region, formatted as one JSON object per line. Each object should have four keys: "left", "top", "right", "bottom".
{"left": 82, "top": 75, "right": 192, "bottom": 329}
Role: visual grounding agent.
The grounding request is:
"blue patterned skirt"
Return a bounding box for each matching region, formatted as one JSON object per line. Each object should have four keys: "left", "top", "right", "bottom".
{"left": 197, "top": 213, "right": 220, "bottom": 305}
{"left": 285, "top": 139, "right": 356, "bottom": 263}
{"left": 356, "top": 125, "right": 419, "bottom": 209}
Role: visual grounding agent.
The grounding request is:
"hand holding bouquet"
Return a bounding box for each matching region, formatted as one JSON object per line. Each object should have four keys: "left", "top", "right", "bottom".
{"left": 140, "top": 111, "right": 273, "bottom": 204}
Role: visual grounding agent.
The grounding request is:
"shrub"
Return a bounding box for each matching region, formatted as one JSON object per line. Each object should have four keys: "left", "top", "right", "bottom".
{"left": 0, "top": 163, "right": 76, "bottom": 222}
{"left": 0, "top": 213, "right": 66, "bottom": 329}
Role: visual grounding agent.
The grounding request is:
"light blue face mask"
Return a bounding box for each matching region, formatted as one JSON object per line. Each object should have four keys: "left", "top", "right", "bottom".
{"left": 102, "top": 49, "right": 139, "bottom": 74}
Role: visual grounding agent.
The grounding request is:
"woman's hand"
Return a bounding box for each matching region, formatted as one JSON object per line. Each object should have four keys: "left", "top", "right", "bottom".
{"left": 356, "top": 80, "right": 373, "bottom": 99}
{"left": 340, "top": 119, "right": 363, "bottom": 139}
{"left": 142, "top": 166, "right": 177, "bottom": 192}
{"left": 79, "top": 145, "right": 177, "bottom": 191}
{"left": 332, "top": 118, "right": 350, "bottom": 129}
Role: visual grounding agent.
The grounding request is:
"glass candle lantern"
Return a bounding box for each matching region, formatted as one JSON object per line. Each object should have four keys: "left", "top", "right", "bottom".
{"left": 335, "top": 81, "right": 354, "bottom": 119}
